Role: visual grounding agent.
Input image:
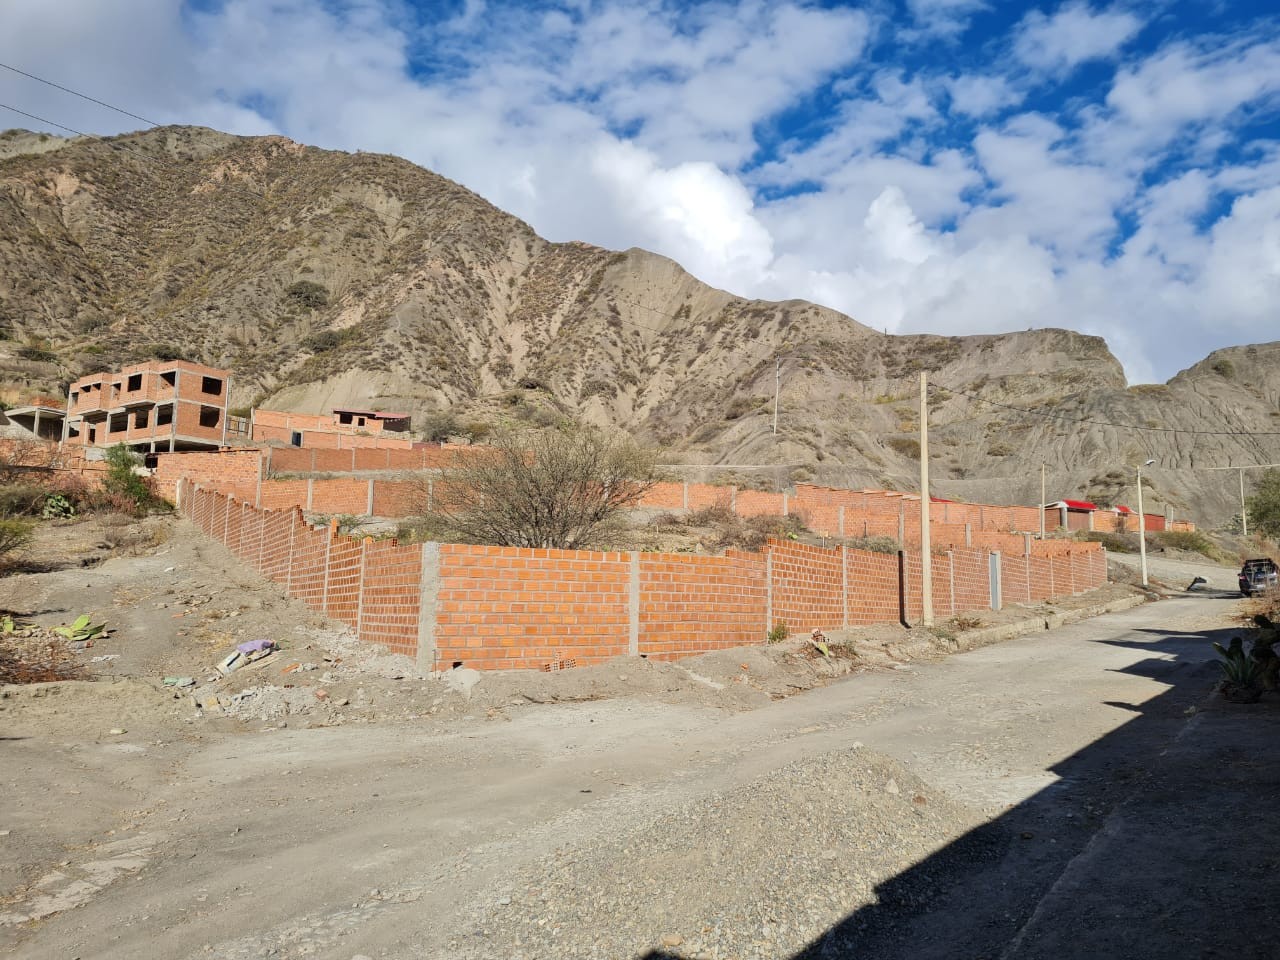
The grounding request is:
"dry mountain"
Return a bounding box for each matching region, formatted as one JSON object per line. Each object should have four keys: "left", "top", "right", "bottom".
{"left": 2, "top": 125, "right": 1278, "bottom": 526}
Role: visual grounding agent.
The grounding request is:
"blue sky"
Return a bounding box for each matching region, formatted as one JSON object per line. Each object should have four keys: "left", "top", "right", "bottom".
{"left": 4, "top": 1, "right": 1280, "bottom": 382}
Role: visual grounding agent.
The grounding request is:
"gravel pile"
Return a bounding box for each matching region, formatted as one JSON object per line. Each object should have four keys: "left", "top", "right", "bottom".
{"left": 447, "top": 746, "right": 986, "bottom": 960}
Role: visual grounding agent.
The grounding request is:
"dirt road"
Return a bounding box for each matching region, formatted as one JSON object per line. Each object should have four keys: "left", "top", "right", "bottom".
{"left": 3, "top": 582, "right": 1265, "bottom": 959}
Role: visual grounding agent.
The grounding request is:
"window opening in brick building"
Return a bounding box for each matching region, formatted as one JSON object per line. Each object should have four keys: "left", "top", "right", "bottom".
{"left": 87, "top": 426, "right": 96, "bottom": 443}
{"left": 201, "top": 376, "right": 223, "bottom": 395}
{"left": 109, "top": 412, "right": 127, "bottom": 433}
{"left": 135, "top": 408, "right": 149, "bottom": 429}
{"left": 161, "top": 371, "right": 177, "bottom": 388}
{"left": 291, "top": 431, "right": 302, "bottom": 447}
{"left": 127, "top": 373, "right": 142, "bottom": 391}
{"left": 199, "top": 406, "right": 221, "bottom": 428}
{"left": 157, "top": 405, "right": 173, "bottom": 426}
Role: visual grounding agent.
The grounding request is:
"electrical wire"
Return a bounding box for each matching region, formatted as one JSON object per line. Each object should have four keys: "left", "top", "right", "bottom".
{"left": 4, "top": 72, "right": 1280, "bottom": 450}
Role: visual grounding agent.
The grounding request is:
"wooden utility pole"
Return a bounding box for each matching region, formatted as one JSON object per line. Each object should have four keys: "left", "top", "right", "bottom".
{"left": 1240, "top": 468, "right": 1248, "bottom": 537}
{"left": 919, "top": 371, "right": 933, "bottom": 626}
{"left": 1040, "top": 463, "right": 1047, "bottom": 539}
{"left": 772, "top": 358, "right": 780, "bottom": 436}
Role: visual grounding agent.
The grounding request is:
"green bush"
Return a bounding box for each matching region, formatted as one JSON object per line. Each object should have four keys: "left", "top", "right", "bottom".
{"left": 846, "top": 535, "right": 900, "bottom": 554}
{"left": 1150, "top": 529, "right": 1223, "bottom": 560}
{"left": 767, "top": 621, "right": 789, "bottom": 643}
{"left": 100, "top": 445, "right": 168, "bottom": 516}
{"left": 1077, "top": 531, "right": 1138, "bottom": 553}
{"left": 0, "top": 518, "right": 33, "bottom": 566}
{"left": 421, "top": 411, "right": 461, "bottom": 442}
{"left": 286, "top": 281, "right": 330, "bottom": 309}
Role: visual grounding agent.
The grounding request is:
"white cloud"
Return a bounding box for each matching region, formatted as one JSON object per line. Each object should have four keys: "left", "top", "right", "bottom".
{"left": 1014, "top": 2, "right": 1144, "bottom": 73}
{"left": 2, "top": 0, "right": 1280, "bottom": 385}
{"left": 946, "top": 74, "right": 1024, "bottom": 117}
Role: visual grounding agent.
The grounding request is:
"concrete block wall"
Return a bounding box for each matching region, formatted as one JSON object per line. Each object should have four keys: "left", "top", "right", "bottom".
{"left": 178, "top": 482, "right": 1108, "bottom": 672}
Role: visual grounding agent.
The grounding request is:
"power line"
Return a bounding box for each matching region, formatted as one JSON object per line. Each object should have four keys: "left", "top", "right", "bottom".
{"left": 4, "top": 81, "right": 1279, "bottom": 446}
{"left": 0, "top": 61, "right": 160, "bottom": 127}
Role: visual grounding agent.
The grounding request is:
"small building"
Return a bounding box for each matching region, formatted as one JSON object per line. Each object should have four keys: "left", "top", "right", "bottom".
{"left": 1046, "top": 499, "right": 1099, "bottom": 532}
{"left": 63, "top": 360, "right": 243, "bottom": 453}
{"left": 251, "top": 408, "right": 414, "bottom": 449}
{"left": 331, "top": 408, "right": 411, "bottom": 433}
{"left": 1, "top": 397, "right": 65, "bottom": 442}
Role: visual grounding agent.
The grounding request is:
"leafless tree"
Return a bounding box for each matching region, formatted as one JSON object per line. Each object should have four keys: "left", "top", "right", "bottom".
{"left": 420, "top": 425, "right": 656, "bottom": 549}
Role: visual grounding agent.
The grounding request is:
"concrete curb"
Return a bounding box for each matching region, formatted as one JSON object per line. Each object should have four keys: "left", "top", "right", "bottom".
{"left": 950, "top": 593, "right": 1148, "bottom": 653}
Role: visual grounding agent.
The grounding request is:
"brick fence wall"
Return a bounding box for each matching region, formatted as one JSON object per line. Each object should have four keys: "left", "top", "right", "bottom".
{"left": 178, "top": 480, "right": 1108, "bottom": 672}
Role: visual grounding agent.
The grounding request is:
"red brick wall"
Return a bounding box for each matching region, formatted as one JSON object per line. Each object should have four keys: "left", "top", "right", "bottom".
{"left": 154, "top": 449, "right": 262, "bottom": 501}
{"left": 434, "top": 546, "right": 632, "bottom": 670}
{"left": 178, "top": 482, "right": 1110, "bottom": 673}
{"left": 639, "top": 550, "right": 768, "bottom": 658}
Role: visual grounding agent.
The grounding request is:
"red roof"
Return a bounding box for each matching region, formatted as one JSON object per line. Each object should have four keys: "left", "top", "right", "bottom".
{"left": 1114, "top": 505, "right": 1133, "bottom": 514}
{"left": 1061, "top": 499, "right": 1098, "bottom": 511}
{"left": 930, "top": 496, "right": 954, "bottom": 503}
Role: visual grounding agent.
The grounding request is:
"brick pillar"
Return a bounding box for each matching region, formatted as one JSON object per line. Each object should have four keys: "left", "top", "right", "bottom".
{"left": 840, "top": 545, "right": 849, "bottom": 629}
{"left": 321, "top": 518, "right": 338, "bottom": 612}
{"left": 284, "top": 509, "right": 298, "bottom": 595}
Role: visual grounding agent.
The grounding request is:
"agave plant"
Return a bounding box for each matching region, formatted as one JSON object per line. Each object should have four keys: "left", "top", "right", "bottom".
{"left": 53, "top": 615, "right": 108, "bottom": 644}
{"left": 1213, "top": 637, "right": 1263, "bottom": 701}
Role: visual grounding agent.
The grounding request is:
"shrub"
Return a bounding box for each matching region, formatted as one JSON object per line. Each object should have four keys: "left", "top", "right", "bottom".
{"left": 100, "top": 445, "right": 167, "bottom": 516}
{"left": 1077, "top": 531, "right": 1138, "bottom": 553}
{"left": 0, "top": 483, "right": 48, "bottom": 517}
{"left": 285, "top": 280, "right": 330, "bottom": 309}
{"left": 0, "top": 518, "right": 33, "bottom": 567}
{"left": 767, "top": 621, "right": 789, "bottom": 643}
{"left": 846, "top": 535, "right": 900, "bottom": 554}
{"left": 1149, "top": 529, "right": 1223, "bottom": 560}
{"left": 421, "top": 411, "right": 461, "bottom": 442}
{"left": 887, "top": 437, "right": 921, "bottom": 459}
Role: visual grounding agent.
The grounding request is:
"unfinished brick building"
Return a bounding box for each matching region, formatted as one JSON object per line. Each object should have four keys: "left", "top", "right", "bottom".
{"left": 251, "top": 408, "right": 414, "bottom": 449}
{"left": 63, "top": 360, "right": 244, "bottom": 452}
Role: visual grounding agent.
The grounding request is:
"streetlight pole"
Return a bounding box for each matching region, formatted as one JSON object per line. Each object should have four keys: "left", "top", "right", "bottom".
{"left": 919, "top": 371, "right": 933, "bottom": 625}
{"left": 1240, "top": 468, "right": 1248, "bottom": 537}
{"left": 1040, "top": 463, "right": 1046, "bottom": 540}
{"left": 1137, "top": 459, "right": 1154, "bottom": 588}
{"left": 772, "top": 358, "right": 780, "bottom": 436}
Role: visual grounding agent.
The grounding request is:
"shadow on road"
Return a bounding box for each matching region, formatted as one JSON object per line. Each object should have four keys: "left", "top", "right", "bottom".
{"left": 640, "top": 600, "right": 1280, "bottom": 960}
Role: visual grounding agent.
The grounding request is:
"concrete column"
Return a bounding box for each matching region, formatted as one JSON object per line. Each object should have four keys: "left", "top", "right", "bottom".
{"left": 367, "top": 479, "right": 375, "bottom": 516}
{"left": 306, "top": 478, "right": 314, "bottom": 511}
{"left": 840, "top": 545, "right": 849, "bottom": 629}
{"left": 284, "top": 511, "right": 298, "bottom": 595}
{"left": 897, "top": 508, "right": 905, "bottom": 544}
{"left": 730, "top": 486, "right": 737, "bottom": 514}
{"left": 765, "top": 550, "right": 774, "bottom": 634}
{"left": 416, "top": 542, "right": 441, "bottom": 674}
{"left": 629, "top": 551, "right": 641, "bottom": 656}
{"left": 682, "top": 482, "right": 689, "bottom": 511}
{"left": 311, "top": 449, "right": 317, "bottom": 472}
{"left": 838, "top": 505, "right": 845, "bottom": 537}
{"left": 355, "top": 537, "right": 371, "bottom": 637}
{"left": 321, "top": 518, "right": 338, "bottom": 612}
{"left": 782, "top": 492, "right": 789, "bottom": 516}
{"left": 948, "top": 550, "right": 956, "bottom": 615}
{"left": 1088, "top": 511, "right": 1095, "bottom": 532}
{"left": 965, "top": 523, "right": 972, "bottom": 547}
{"left": 990, "top": 552, "right": 1003, "bottom": 610}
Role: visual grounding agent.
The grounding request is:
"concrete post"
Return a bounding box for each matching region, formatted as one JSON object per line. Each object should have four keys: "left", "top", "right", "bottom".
{"left": 321, "top": 518, "right": 337, "bottom": 613}
{"left": 765, "top": 549, "right": 774, "bottom": 634}
{"left": 284, "top": 510, "right": 298, "bottom": 595}
{"left": 367, "top": 479, "right": 375, "bottom": 516}
{"left": 965, "top": 523, "right": 972, "bottom": 547}
{"left": 897, "top": 508, "right": 905, "bottom": 545}
{"left": 782, "top": 492, "right": 789, "bottom": 516}
{"left": 629, "top": 551, "right": 641, "bottom": 656}
{"left": 840, "top": 545, "right": 849, "bottom": 629}
{"left": 416, "top": 542, "right": 441, "bottom": 674}
{"left": 948, "top": 550, "right": 956, "bottom": 615}
{"left": 306, "top": 478, "right": 314, "bottom": 511}
{"left": 682, "top": 482, "right": 689, "bottom": 511}
{"left": 990, "top": 552, "right": 1002, "bottom": 610}
{"left": 838, "top": 505, "right": 845, "bottom": 537}
{"left": 355, "top": 537, "right": 371, "bottom": 637}
{"left": 730, "top": 486, "right": 737, "bottom": 514}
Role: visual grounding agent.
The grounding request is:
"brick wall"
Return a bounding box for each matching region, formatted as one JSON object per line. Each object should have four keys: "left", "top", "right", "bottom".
{"left": 153, "top": 448, "right": 263, "bottom": 501}
{"left": 178, "top": 482, "right": 1110, "bottom": 672}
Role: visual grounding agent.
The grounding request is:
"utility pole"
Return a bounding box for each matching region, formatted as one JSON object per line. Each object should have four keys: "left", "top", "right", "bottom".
{"left": 1240, "top": 468, "right": 1248, "bottom": 537}
{"left": 772, "top": 358, "right": 780, "bottom": 436}
{"left": 1137, "top": 459, "right": 1154, "bottom": 588}
{"left": 919, "top": 371, "right": 933, "bottom": 625}
{"left": 1040, "top": 463, "right": 1046, "bottom": 540}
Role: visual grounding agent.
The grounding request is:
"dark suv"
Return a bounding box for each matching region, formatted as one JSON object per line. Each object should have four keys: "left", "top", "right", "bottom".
{"left": 1239, "top": 558, "right": 1279, "bottom": 597}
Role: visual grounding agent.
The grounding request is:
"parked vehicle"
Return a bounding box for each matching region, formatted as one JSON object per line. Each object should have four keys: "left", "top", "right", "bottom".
{"left": 1239, "top": 558, "right": 1279, "bottom": 597}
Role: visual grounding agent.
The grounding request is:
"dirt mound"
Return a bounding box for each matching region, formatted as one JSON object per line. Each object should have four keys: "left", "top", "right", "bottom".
{"left": 451, "top": 745, "right": 985, "bottom": 959}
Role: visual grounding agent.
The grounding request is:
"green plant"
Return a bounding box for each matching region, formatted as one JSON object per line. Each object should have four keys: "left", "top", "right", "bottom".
{"left": 101, "top": 444, "right": 167, "bottom": 515}
{"left": 421, "top": 411, "right": 462, "bottom": 443}
{"left": 1246, "top": 468, "right": 1280, "bottom": 540}
{"left": 1213, "top": 637, "right": 1262, "bottom": 701}
{"left": 767, "top": 621, "right": 789, "bottom": 643}
{"left": 53, "top": 614, "right": 107, "bottom": 643}
{"left": 41, "top": 493, "right": 76, "bottom": 520}
{"left": 285, "top": 280, "right": 330, "bottom": 309}
{"left": 0, "top": 518, "right": 33, "bottom": 565}
{"left": 0, "top": 483, "right": 47, "bottom": 517}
